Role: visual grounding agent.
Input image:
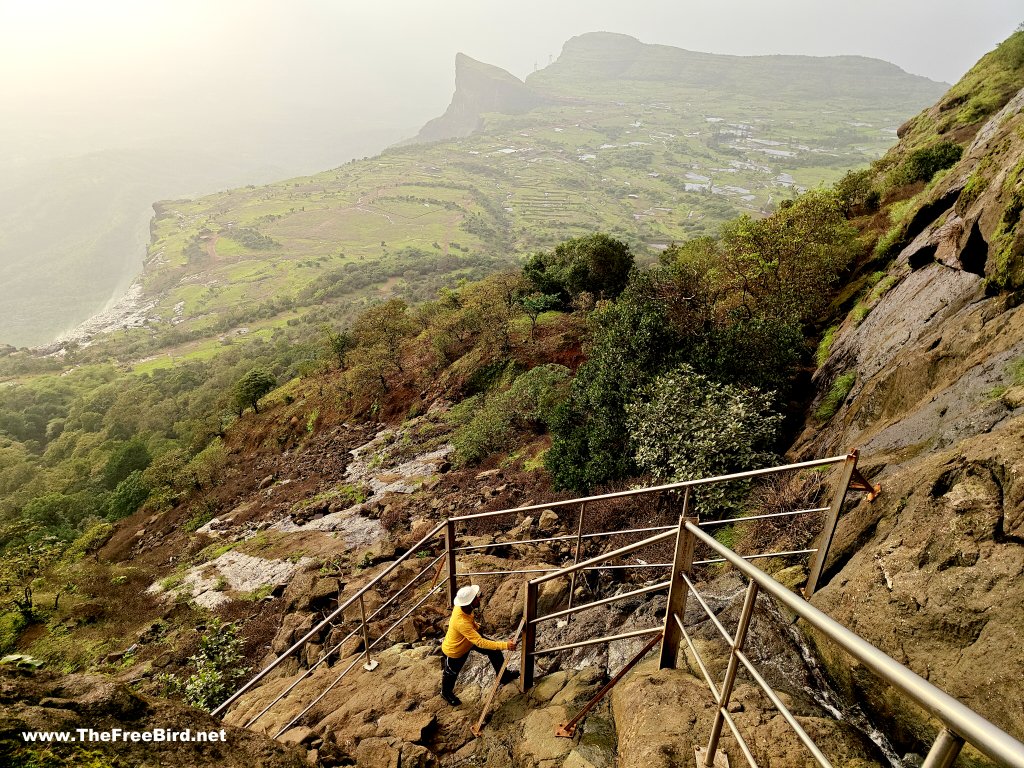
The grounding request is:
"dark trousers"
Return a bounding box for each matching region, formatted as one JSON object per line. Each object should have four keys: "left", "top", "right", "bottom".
{"left": 441, "top": 645, "right": 504, "bottom": 694}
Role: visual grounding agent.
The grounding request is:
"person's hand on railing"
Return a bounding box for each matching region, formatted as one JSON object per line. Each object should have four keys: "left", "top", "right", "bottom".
{"left": 507, "top": 639, "right": 517, "bottom": 651}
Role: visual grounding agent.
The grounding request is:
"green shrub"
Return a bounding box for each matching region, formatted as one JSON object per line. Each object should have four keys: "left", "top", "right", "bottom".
{"left": 450, "top": 364, "right": 570, "bottom": 466}
{"left": 626, "top": 364, "right": 783, "bottom": 516}
{"left": 873, "top": 224, "right": 906, "bottom": 260}
{"left": 105, "top": 471, "right": 149, "bottom": 520}
{"left": 182, "top": 503, "right": 215, "bottom": 533}
{"left": 815, "top": 326, "right": 839, "bottom": 368}
{"left": 0, "top": 611, "right": 25, "bottom": 655}
{"left": 815, "top": 373, "right": 857, "bottom": 423}
{"left": 165, "top": 619, "right": 249, "bottom": 711}
{"left": 890, "top": 141, "right": 963, "bottom": 186}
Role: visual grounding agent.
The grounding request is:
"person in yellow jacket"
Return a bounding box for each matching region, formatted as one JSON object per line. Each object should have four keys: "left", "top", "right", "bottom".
{"left": 440, "top": 584, "right": 518, "bottom": 706}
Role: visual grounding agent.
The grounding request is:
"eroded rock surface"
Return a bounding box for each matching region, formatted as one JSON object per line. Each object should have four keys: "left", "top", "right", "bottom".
{"left": 794, "top": 69, "right": 1024, "bottom": 755}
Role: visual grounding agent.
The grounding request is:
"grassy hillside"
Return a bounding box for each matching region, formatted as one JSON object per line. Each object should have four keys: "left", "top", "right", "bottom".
{"left": 86, "top": 36, "right": 945, "bottom": 374}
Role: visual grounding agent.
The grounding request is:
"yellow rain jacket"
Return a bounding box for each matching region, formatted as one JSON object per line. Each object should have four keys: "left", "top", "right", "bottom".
{"left": 441, "top": 606, "right": 510, "bottom": 658}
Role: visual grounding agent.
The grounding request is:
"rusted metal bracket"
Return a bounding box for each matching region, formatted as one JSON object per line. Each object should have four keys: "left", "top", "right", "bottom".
{"left": 428, "top": 553, "right": 446, "bottom": 592}
{"left": 849, "top": 466, "right": 881, "bottom": 502}
{"left": 471, "top": 617, "right": 527, "bottom": 738}
{"left": 555, "top": 632, "right": 663, "bottom": 738}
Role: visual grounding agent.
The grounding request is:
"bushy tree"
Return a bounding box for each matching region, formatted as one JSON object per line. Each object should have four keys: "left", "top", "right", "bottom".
{"left": 546, "top": 279, "right": 682, "bottom": 491}
{"left": 102, "top": 437, "right": 152, "bottom": 489}
{"left": 626, "top": 364, "right": 783, "bottom": 516}
{"left": 713, "top": 190, "right": 861, "bottom": 324}
{"left": 521, "top": 293, "right": 560, "bottom": 340}
{"left": 322, "top": 326, "right": 354, "bottom": 369}
{"left": 524, "top": 233, "right": 634, "bottom": 306}
{"left": 231, "top": 367, "right": 276, "bottom": 414}
{"left": 0, "top": 521, "right": 64, "bottom": 619}
{"left": 350, "top": 298, "right": 419, "bottom": 374}
{"left": 106, "top": 470, "right": 150, "bottom": 520}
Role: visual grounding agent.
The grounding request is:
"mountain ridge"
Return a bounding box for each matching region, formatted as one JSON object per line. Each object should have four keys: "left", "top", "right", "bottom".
{"left": 409, "top": 32, "right": 946, "bottom": 146}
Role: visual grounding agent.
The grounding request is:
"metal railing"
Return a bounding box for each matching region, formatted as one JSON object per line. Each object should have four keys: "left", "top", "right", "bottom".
{"left": 517, "top": 516, "right": 1024, "bottom": 767}
{"left": 219, "top": 452, "right": 868, "bottom": 738}
{"left": 211, "top": 519, "right": 450, "bottom": 720}
{"left": 653, "top": 517, "right": 1024, "bottom": 768}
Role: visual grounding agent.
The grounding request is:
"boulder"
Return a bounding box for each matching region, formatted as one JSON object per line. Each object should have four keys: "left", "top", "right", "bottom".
{"left": 377, "top": 710, "right": 436, "bottom": 742}
{"left": 538, "top": 509, "right": 561, "bottom": 532}
{"left": 512, "top": 705, "right": 575, "bottom": 767}
{"left": 611, "top": 661, "right": 882, "bottom": 768}
{"left": 354, "top": 737, "right": 401, "bottom": 768}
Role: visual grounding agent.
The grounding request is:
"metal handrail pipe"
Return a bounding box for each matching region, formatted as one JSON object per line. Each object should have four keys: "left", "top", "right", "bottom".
{"left": 457, "top": 562, "right": 673, "bottom": 579}
{"left": 530, "top": 529, "right": 677, "bottom": 585}
{"left": 212, "top": 519, "right": 447, "bottom": 717}
{"left": 248, "top": 549, "right": 448, "bottom": 727}
{"left": 452, "top": 525, "right": 682, "bottom": 554}
{"left": 531, "top": 627, "right": 662, "bottom": 656}
{"left": 274, "top": 654, "right": 363, "bottom": 739}
{"left": 681, "top": 572, "right": 737, "bottom": 647}
{"left": 698, "top": 507, "right": 830, "bottom": 527}
{"left": 248, "top": 552, "right": 448, "bottom": 727}
{"left": 684, "top": 521, "right": 1024, "bottom": 768}
{"left": 722, "top": 707, "right": 761, "bottom": 768}
{"left": 583, "top": 525, "right": 676, "bottom": 539}
{"left": 244, "top": 620, "right": 361, "bottom": 728}
{"left": 456, "top": 509, "right": 829, "bottom": 555}
{"left": 273, "top": 584, "right": 445, "bottom": 739}
{"left": 457, "top": 562, "right": 673, "bottom": 578}
{"left": 371, "top": 550, "right": 447, "bottom": 615}
{"left": 453, "top": 534, "right": 579, "bottom": 552}
{"left": 366, "top": 584, "right": 445, "bottom": 654}
{"left": 678, "top": 615, "right": 721, "bottom": 703}
{"left": 452, "top": 455, "right": 852, "bottom": 522}
{"left": 532, "top": 581, "right": 671, "bottom": 625}
{"left": 735, "top": 648, "right": 833, "bottom": 768}
{"left": 458, "top": 568, "right": 560, "bottom": 577}
{"left": 692, "top": 548, "right": 817, "bottom": 567}
{"left": 582, "top": 562, "right": 672, "bottom": 570}
{"left": 246, "top": 617, "right": 364, "bottom": 727}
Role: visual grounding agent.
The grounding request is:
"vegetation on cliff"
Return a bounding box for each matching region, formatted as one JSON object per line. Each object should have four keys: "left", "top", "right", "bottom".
{"left": 1, "top": 28, "right": 1023, "bottom": 768}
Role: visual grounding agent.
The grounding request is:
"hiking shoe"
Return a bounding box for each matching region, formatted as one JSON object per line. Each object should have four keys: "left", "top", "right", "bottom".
{"left": 499, "top": 669, "right": 520, "bottom": 686}
{"left": 442, "top": 691, "right": 462, "bottom": 706}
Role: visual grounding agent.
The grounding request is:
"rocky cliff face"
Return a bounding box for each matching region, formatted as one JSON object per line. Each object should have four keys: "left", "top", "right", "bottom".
{"left": 412, "top": 54, "right": 547, "bottom": 143}
{"left": 794, "top": 70, "right": 1024, "bottom": 754}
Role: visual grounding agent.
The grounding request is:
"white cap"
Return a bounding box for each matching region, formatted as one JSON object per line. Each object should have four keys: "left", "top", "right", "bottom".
{"left": 453, "top": 584, "right": 481, "bottom": 607}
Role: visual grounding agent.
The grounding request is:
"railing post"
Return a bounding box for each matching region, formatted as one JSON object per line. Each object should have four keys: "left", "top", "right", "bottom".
{"left": 358, "top": 595, "right": 378, "bottom": 671}
{"left": 804, "top": 452, "right": 859, "bottom": 598}
{"left": 921, "top": 728, "right": 965, "bottom": 768}
{"left": 660, "top": 488, "right": 696, "bottom": 669}
{"left": 521, "top": 580, "right": 539, "bottom": 691}
{"left": 445, "top": 518, "right": 458, "bottom": 607}
{"left": 704, "top": 579, "right": 759, "bottom": 766}
{"left": 564, "top": 502, "right": 587, "bottom": 623}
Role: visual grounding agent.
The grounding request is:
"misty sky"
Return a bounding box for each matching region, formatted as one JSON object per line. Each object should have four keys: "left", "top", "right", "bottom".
{"left": 0, "top": 0, "right": 1020, "bottom": 347}
{"left": 2, "top": 0, "right": 1020, "bottom": 167}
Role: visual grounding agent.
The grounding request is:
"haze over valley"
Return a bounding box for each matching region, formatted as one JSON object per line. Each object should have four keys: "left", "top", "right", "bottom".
{"left": 1, "top": 0, "right": 1016, "bottom": 348}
